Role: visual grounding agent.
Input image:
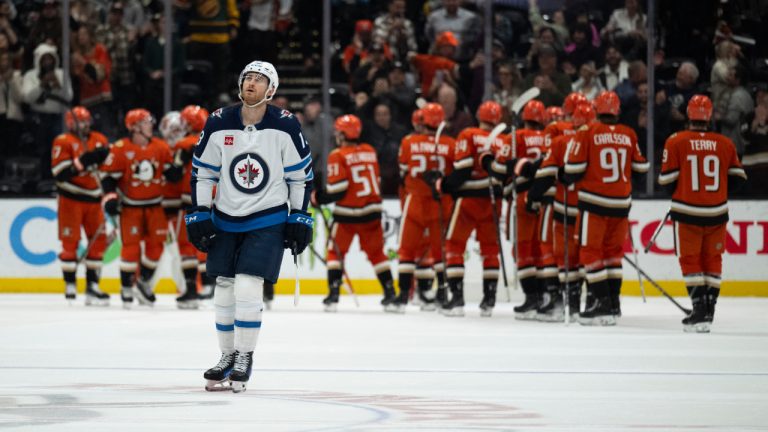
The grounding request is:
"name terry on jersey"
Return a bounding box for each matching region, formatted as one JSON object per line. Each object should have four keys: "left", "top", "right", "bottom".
{"left": 689, "top": 139, "right": 717, "bottom": 151}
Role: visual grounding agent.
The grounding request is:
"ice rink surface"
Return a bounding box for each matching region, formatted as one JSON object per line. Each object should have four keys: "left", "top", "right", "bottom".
{"left": 0, "top": 293, "right": 767, "bottom": 431}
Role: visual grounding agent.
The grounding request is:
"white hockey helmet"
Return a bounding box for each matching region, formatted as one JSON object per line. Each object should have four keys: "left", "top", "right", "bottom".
{"left": 159, "top": 111, "right": 187, "bottom": 146}
{"left": 238, "top": 60, "right": 279, "bottom": 95}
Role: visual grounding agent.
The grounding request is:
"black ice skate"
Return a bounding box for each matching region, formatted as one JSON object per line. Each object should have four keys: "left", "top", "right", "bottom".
{"left": 204, "top": 351, "right": 236, "bottom": 391}
{"left": 435, "top": 285, "right": 449, "bottom": 309}
{"left": 536, "top": 290, "right": 564, "bottom": 322}
{"left": 441, "top": 281, "right": 465, "bottom": 317}
{"left": 65, "top": 284, "right": 77, "bottom": 303}
{"left": 134, "top": 279, "right": 156, "bottom": 306}
{"left": 176, "top": 289, "right": 199, "bottom": 310}
{"left": 391, "top": 290, "right": 409, "bottom": 314}
{"left": 566, "top": 283, "right": 582, "bottom": 322}
{"left": 322, "top": 287, "right": 340, "bottom": 313}
{"left": 85, "top": 283, "right": 110, "bottom": 307}
{"left": 479, "top": 282, "right": 497, "bottom": 318}
{"left": 230, "top": 351, "right": 253, "bottom": 393}
{"left": 513, "top": 292, "right": 541, "bottom": 320}
{"left": 381, "top": 283, "right": 399, "bottom": 313}
{"left": 198, "top": 283, "right": 214, "bottom": 300}
{"left": 578, "top": 297, "right": 616, "bottom": 326}
{"left": 120, "top": 287, "right": 134, "bottom": 309}
{"left": 683, "top": 287, "right": 710, "bottom": 333}
{"left": 417, "top": 287, "right": 437, "bottom": 312}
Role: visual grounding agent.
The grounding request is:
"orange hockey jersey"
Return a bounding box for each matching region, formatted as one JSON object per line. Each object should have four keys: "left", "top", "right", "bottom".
{"left": 658, "top": 130, "right": 747, "bottom": 225}
{"left": 564, "top": 122, "right": 649, "bottom": 217}
{"left": 494, "top": 128, "right": 547, "bottom": 194}
{"left": 51, "top": 131, "right": 109, "bottom": 202}
{"left": 533, "top": 131, "right": 580, "bottom": 224}
{"left": 398, "top": 133, "right": 456, "bottom": 198}
{"left": 102, "top": 137, "right": 173, "bottom": 206}
{"left": 162, "top": 134, "right": 197, "bottom": 209}
{"left": 323, "top": 143, "right": 383, "bottom": 223}
{"left": 450, "top": 127, "right": 505, "bottom": 197}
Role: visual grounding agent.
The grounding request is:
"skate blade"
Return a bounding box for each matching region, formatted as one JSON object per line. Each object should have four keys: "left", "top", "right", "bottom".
{"left": 536, "top": 310, "right": 565, "bottom": 322}
{"left": 578, "top": 315, "right": 617, "bottom": 326}
{"left": 420, "top": 303, "right": 437, "bottom": 312}
{"left": 443, "top": 307, "right": 465, "bottom": 317}
{"left": 479, "top": 308, "right": 493, "bottom": 318}
{"left": 133, "top": 287, "right": 156, "bottom": 306}
{"left": 230, "top": 381, "right": 248, "bottom": 393}
{"left": 323, "top": 303, "right": 338, "bottom": 313}
{"left": 683, "top": 323, "right": 711, "bottom": 333}
{"left": 205, "top": 379, "right": 232, "bottom": 392}
{"left": 176, "top": 301, "right": 200, "bottom": 310}
{"left": 85, "top": 297, "right": 110, "bottom": 307}
{"left": 383, "top": 304, "right": 403, "bottom": 314}
{"left": 514, "top": 310, "right": 539, "bottom": 321}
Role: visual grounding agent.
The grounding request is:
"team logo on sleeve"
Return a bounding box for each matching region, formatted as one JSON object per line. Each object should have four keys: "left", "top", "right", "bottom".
{"left": 229, "top": 152, "right": 270, "bottom": 194}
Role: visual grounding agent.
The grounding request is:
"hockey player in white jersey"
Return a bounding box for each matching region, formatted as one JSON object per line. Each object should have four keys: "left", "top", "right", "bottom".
{"left": 185, "top": 61, "right": 313, "bottom": 393}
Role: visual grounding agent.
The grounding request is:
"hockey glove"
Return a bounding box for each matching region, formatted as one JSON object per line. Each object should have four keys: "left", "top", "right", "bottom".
{"left": 525, "top": 196, "right": 541, "bottom": 214}
{"left": 479, "top": 152, "right": 494, "bottom": 173}
{"left": 78, "top": 146, "right": 110, "bottom": 170}
{"left": 102, "top": 192, "right": 120, "bottom": 216}
{"left": 284, "top": 209, "right": 313, "bottom": 254}
{"left": 185, "top": 206, "right": 216, "bottom": 253}
{"left": 423, "top": 169, "right": 443, "bottom": 200}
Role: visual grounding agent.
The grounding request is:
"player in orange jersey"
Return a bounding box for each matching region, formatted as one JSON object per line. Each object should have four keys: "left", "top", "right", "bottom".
{"left": 528, "top": 102, "right": 596, "bottom": 322}
{"left": 51, "top": 106, "right": 111, "bottom": 305}
{"left": 658, "top": 95, "right": 747, "bottom": 333}
{"left": 544, "top": 92, "right": 588, "bottom": 143}
{"left": 437, "top": 100, "right": 505, "bottom": 317}
{"left": 397, "top": 102, "right": 456, "bottom": 313}
{"left": 311, "top": 114, "right": 397, "bottom": 312}
{"left": 564, "top": 91, "right": 649, "bottom": 326}
{"left": 101, "top": 108, "right": 186, "bottom": 308}
{"left": 490, "top": 100, "right": 549, "bottom": 320}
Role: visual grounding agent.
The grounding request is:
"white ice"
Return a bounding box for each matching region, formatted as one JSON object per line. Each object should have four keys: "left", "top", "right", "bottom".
{"left": 0, "top": 293, "right": 767, "bottom": 431}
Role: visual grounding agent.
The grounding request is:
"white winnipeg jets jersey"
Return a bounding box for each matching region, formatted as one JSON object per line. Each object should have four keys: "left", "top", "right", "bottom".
{"left": 191, "top": 104, "right": 313, "bottom": 232}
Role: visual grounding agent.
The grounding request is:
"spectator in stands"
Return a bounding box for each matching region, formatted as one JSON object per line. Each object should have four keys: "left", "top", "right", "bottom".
{"left": 361, "top": 102, "right": 407, "bottom": 196}
{"left": 711, "top": 40, "right": 742, "bottom": 115}
{"left": 373, "top": 0, "right": 416, "bottom": 64}
{"left": 492, "top": 61, "right": 523, "bottom": 124}
{"left": 0, "top": 50, "right": 23, "bottom": 163}
{"left": 564, "top": 23, "right": 601, "bottom": 76}
{"left": 386, "top": 61, "right": 416, "bottom": 126}
{"left": 0, "top": 1, "right": 20, "bottom": 59}
{"left": 298, "top": 96, "right": 331, "bottom": 178}
{"left": 271, "top": 96, "right": 290, "bottom": 110}
{"left": 244, "top": 0, "right": 292, "bottom": 66}
{"left": 424, "top": 0, "right": 480, "bottom": 62}
{"left": 142, "top": 14, "right": 184, "bottom": 120}
{"left": 621, "top": 81, "right": 670, "bottom": 168}
{"left": 70, "top": 0, "right": 103, "bottom": 29}
{"left": 568, "top": 3, "right": 601, "bottom": 48}
{"left": 528, "top": 0, "right": 568, "bottom": 49}
{"left": 25, "top": 0, "right": 63, "bottom": 69}
{"left": 22, "top": 42, "right": 71, "bottom": 179}
{"left": 436, "top": 83, "right": 473, "bottom": 137}
{"left": 185, "top": 0, "right": 239, "bottom": 105}
{"left": 72, "top": 25, "right": 115, "bottom": 138}
{"left": 601, "top": 0, "right": 647, "bottom": 59}
{"left": 461, "top": 38, "right": 508, "bottom": 113}
{"left": 526, "top": 26, "right": 563, "bottom": 72}
{"left": 522, "top": 43, "right": 571, "bottom": 107}
{"left": 571, "top": 61, "right": 604, "bottom": 100}
{"left": 96, "top": 2, "right": 136, "bottom": 131}
{"left": 742, "top": 85, "right": 768, "bottom": 196}
{"left": 409, "top": 30, "right": 459, "bottom": 98}
{"left": 615, "top": 59, "right": 646, "bottom": 110}
{"left": 343, "top": 20, "right": 392, "bottom": 76}
{"left": 664, "top": 61, "right": 699, "bottom": 132}
{"left": 351, "top": 42, "right": 392, "bottom": 95}
{"left": 121, "top": 0, "right": 146, "bottom": 35}
{"left": 714, "top": 65, "right": 753, "bottom": 157}
{"left": 598, "top": 44, "right": 629, "bottom": 91}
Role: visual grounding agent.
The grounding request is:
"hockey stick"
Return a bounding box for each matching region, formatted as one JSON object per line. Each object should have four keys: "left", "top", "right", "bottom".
{"left": 622, "top": 255, "right": 691, "bottom": 315}
{"left": 644, "top": 210, "right": 671, "bottom": 253}
{"left": 315, "top": 206, "right": 360, "bottom": 307}
{"left": 433, "top": 120, "right": 448, "bottom": 290}
{"left": 75, "top": 219, "right": 107, "bottom": 266}
{"left": 486, "top": 122, "right": 510, "bottom": 298}
{"left": 308, "top": 235, "right": 359, "bottom": 307}
{"left": 292, "top": 246, "right": 300, "bottom": 306}
{"left": 166, "top": 211, "right": 187, "bottom": 294}
{"left": 562, "top": 137, "right": 575, "bottom": 325}
{"left": 628, "top": 227, "right": 646, "bottom": 302}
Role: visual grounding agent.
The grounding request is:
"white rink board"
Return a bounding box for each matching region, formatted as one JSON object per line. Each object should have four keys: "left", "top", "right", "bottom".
{"left": 0, "top": 198, "right": 767, "bottom": 282}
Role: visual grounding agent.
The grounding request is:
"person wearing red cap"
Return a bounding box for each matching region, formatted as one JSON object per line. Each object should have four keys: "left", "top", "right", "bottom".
{"left": 658, "top": 95, "right": 746, "bottom": 333}
{"left": 563, "top": 91, "right": 649, "bottom": 326}
{"left": 409, "top": 30, "right": 459, "bottom": 97}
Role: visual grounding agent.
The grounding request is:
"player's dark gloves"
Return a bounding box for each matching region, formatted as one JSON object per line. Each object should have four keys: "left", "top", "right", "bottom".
{"left": 79, "top": 146, "right": 110, "bottom": 170}
{"left": 423, "top": 169, "right": 443, "bottom": 200}
{"left": 185, "top": 206, "right": 216, "bottom": 253}
{"left": 284, "top": 209, "right": 313, "bottom": 254}
{"left": 525, "top": 197, "right": 541, "bottom": 214}
{"left": 102, "top": 192, "right": 120, "bottom": 216}
{"left": 480, "top": 153, "right": 494, "bottom": 173}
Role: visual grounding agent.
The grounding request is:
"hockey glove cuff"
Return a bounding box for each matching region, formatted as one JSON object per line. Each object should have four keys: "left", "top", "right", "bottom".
{"left": 102, "top": 192, "right": 120, "bottom": 216}
{"left": 78, "top": 146, "right": 110, "bottom": 170}
{"left": 285, "top": 209, "right": 313, "bottom": 254}
{"left": 185, "top": 206, "right": 216, "bottom": 253}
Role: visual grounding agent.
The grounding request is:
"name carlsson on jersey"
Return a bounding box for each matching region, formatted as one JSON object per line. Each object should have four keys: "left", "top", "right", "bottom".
{"left": 593, "top": 133, "right": 632, "bottom": 146}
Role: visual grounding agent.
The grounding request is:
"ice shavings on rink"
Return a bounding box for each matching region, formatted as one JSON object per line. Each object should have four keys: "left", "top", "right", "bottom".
{"left": 0, "top": 294, "right": 767, "bottom": 431}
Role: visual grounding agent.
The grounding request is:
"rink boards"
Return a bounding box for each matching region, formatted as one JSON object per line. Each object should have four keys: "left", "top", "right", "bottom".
{"left": 0, "top": 198, "right": 766, "bottom": 296}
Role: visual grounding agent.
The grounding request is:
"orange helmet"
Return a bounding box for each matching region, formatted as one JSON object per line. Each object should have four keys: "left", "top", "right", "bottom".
{"left": 521, "top": 100, "right": 545, "bottom": 124}
{"left": 180, "top": 105, "right": 209, "bottom": 133}
{"left": 563, "top": 92, "right": 588, "bottom": 116}
{"left": 476, "top": 100, "right": 502, "bottom": 125}
{"left": 334, "top": 114, "right": 362, "bottom": 140}
{"left": 687, "top": 94, "right": 713, "bottom": 122}
{"left": 594, "top": 91, "right": 620, "bottom": 115}
{"left": 571, "top": 103, "right": 596, "bottom": 127}
{"left": 411, "top": 109, "right": 424, "bottom": 128}
{"left": 125, "top": 108, "right": 154, "bottom": 131}
{"left": 545, "top": 106, "right": 564, "bottom": 123}
{"left": 421, "top": 103, "right": 445, "bottom": 128}
{"left": 65, "top": 106, "right": 92, "bottom": 131}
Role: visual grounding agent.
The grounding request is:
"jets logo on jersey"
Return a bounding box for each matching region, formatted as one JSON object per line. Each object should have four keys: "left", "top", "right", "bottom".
{"left": 229, "top": 152, "right": 270, "bottom": 194}
{"left": 211, "top": 108, "right": 223, "bottom": 118}
{"left": 280, "top": 109, "right": 293, "bottom": 119}
{"left": 224, "top": 135, "right": 234, "bottom": 146}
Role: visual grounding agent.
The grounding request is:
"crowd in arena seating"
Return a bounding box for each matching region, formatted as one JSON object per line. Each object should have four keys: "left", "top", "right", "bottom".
{"left": 0, "top": 0, "right": 766, "bottom": 197}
